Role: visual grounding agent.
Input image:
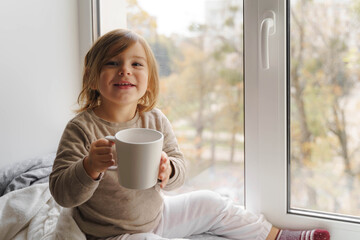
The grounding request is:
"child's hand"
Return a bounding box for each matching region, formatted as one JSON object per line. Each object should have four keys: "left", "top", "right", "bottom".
{"left": 83, "top": 138, "right": 115, "bottom": 180}
{"left": 158, "top": 152, "right": 172, "bottom": 189}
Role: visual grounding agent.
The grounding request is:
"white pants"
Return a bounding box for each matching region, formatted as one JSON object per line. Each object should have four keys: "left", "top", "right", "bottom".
{"left": 106, "top": 190, "right": 272, "bottom": 240}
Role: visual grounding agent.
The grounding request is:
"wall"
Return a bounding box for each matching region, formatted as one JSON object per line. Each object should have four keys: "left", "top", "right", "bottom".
{"left": 0, "top": 0, "right": 82, "bottom": 168}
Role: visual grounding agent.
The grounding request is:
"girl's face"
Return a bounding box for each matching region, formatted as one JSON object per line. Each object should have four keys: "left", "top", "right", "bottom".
{"left": 98, "top": 41, "right": 149, "bottom": 111}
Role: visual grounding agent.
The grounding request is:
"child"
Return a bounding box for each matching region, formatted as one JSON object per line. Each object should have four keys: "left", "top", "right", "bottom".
{"left": 49, "top": 29, "right": 330, "bottom": 240}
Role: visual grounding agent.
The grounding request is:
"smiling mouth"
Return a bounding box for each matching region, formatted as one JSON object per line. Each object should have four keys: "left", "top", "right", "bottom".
{"left": 114, "top": 83, "right": 135, "bottom": 87}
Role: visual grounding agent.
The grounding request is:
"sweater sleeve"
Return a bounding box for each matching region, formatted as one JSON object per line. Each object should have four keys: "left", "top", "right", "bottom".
{"left": 160, "top": 114, "right": 187, "bottom": 191}
{"left": 49, "top": 121, "right": 100, "bottom": 208}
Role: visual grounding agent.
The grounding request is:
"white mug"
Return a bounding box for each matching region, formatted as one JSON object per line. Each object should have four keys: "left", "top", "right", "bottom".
{"left": 106, "top": 128, "right": 164, "bottom": 190}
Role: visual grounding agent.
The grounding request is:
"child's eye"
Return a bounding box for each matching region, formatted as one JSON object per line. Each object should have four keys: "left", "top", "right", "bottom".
{"left": 105, "top": 61, "right": 118, "bottom": 66}
{"left": 132, "top": 62, "right": 143, "bottom": 67}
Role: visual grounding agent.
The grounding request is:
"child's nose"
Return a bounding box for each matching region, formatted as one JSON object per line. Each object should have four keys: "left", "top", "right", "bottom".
{"left": 118, "top": 66, "right": 131, "bottom": 76}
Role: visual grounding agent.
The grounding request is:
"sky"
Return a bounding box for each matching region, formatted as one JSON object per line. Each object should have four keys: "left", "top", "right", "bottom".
{"left": 137, "top": 0, "right": 207, "bottom": 36}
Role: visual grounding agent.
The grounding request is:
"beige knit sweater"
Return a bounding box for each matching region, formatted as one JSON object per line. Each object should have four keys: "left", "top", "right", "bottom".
{"left": 49, "top": 108, "right": 186, "bottom": 238}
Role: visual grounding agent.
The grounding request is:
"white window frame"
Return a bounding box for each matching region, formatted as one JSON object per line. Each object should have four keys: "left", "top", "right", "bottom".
{"left": 77, "top": 0, "right": 126, "bottom": 61}
{"left": 78, "top": 0, "right": 360, "bottom": 238}
{"left": 244, "top": 0, "right": 360, "bottom": 238}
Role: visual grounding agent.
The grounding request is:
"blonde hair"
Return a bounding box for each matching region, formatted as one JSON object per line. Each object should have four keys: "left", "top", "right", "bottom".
{"left": 76, "top": 29, "right": 159, "bottom": 113}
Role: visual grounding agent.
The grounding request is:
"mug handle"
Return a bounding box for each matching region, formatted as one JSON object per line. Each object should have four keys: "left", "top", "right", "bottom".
{"left": 105, "top": 136, "right": 117, "bottom": 169}
{"left": 105, "top": 135, "right": 116, "bottom": 143}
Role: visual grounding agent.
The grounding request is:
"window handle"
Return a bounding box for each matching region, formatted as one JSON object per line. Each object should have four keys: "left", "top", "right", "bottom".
{"left": 260, "top": 11, "right": 276, "bottom": 70}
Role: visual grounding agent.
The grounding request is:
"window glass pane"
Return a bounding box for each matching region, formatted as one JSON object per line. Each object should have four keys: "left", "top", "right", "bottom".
{"left": 100, "top": 0, "right": 244, "bottom": 204}
{"left": 289, "top": 0, "right": 360, "bottom": 217}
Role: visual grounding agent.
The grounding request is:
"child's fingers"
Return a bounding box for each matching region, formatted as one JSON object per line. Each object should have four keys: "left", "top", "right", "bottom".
{"left": 103, "top": 159, "right": 115, "bottom": 167}
{"left": 158, "top": 152, "right": 171, "bottom": 188}
{"left": 94, "top": 158, "right": 115, "bottom": 172}
{"left": 159, "top": 152, "right": 170, "bottom": 169}
{"left": 160, "top": 163, "right": 166, "bottom": 171}
{"left": 158, "top": 167, "right": 163, "bottom": 179}
{"left": 159, "top": 171, "right": 167, "bottom": 180}
{"left": 161, "top": 152, "right": 168, "bottom": 162}
{"left": 158, "top": 163, "right": 171, "bottom": 188}
{"left": 158, "top": 164, "right": 167, "bottom": 179}
{"left": 158, "top": 162, "right": 168, "bottom": 174}
{"left": 94, "top": 146, "right": 113, "bottom": 155}
{"left": 90, "top": 139, "right": 114, "bottom": 157}
{"left": 95, "top": 138, "right": 114, "bottom": 147}
{"left": 160, "top": 173, "right": 169, "bottom": 188}
{"left": 96, "top": 153, "right": 113, "bottom": 162}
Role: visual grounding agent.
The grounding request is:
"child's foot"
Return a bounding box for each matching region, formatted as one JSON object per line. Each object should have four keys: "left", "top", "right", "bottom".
{"left": 276, "top": 229, "right": 330, "bottom": 240}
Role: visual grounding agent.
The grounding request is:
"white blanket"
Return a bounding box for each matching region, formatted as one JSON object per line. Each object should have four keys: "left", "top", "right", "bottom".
{"left": 0, "top": 183, "right": 85, "bottom": 240}
{"left": 0, "top": 183, "right": 227, "bottom": 240}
